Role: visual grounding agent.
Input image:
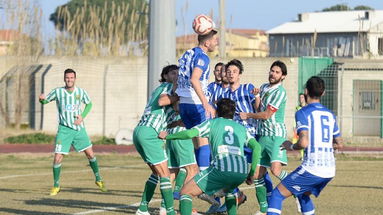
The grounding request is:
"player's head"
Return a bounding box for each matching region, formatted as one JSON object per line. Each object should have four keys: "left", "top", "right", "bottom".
{"left": 220, "top": 64, "right": 229, "bottom": 84}
{"left": 305, "top": 76, "right": 325, "bottom": 100}
{"left": 214, "top": 62, "right": 224, "bottom": 82}
{"left": 269, "top": 60, "right": 287, "bottom": 85}
{"left": 64, "top": 68, "right": 76, "bottom": 88}
{"left": 217, "top": 98, "right": 236, "bottom": 119}
{"left": 198, "top": 30, "right": 218, "bottom": 52}
{"left": 159, "top": 64, "right": 179, "bottom": 83}
{"left": 299, "top": 93, "right": 306, "bottom": 105}
{"left": 226, "top": 59, "right": 243, "bottom": 85}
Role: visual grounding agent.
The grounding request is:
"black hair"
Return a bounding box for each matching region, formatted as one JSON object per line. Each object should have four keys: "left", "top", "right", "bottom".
{"left": 159, "top": 64, "right": 179, "bottom": 83}
{"left": 270, "top": 60, "right": 287, "bottom": 76}
{"left": 226, "top": 59, "right": 244, "bottom": 74}
{"left": 64, "top": 68, "right": 76, "bottom": 77}
{"left": 214, "top": 62, "right": 224, "bottom": 70}
{"left": 217, "top": 98, "right": 236, "bottom": 119}
{"left": 198, "top": 30, "right": 217, "bottom": 45}
{"left": 305, "top": 76, "right": 325, "bottom": 99}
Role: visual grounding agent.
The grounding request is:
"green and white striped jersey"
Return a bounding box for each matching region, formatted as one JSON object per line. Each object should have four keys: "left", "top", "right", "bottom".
{"left": 194, "top": 117, "right": 253, "bottom": 174}
{"left": 137, "top": 83, "right": 173, "bottom": 133}
{"left": 165, "top": 108, "right": 186, "bottom": 134}
{"left": 257, "top": 83, "right": 287, "bottom": 137}
{"left": 46, "top": 87, "right": 91, "bottom": 130}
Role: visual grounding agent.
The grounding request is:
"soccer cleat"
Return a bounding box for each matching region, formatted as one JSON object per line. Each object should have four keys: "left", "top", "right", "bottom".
{"left": 205, "top": 204, "right": 220, "bottom": 214}
{"left": 50, "top": 187, "right": 61, "bottom": 196}
{"left": 95, "top": 181, "right": 107, "bottom": 192}
{"left": 236, "top": 190, "right": 247, "bottom": 207}
{"left": 216, "top": 204, "right": 227, "bottom": 213}
{"left": 198, "top": 193, "right": 220, "bottom": 206}
{"left": 136, "top": 209, "right": 150, "bottom": 215}
{"left": 173, "top": 191, "right": 180, "bottom": 200}
{"left": 159, "top": 207, "right": 167, "bottom": 215}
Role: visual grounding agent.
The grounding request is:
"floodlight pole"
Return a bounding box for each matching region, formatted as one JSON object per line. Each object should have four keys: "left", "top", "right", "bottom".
{"left": 148, "top": 0, "right": 176, "bottom": 99}
{"left": 219, "top": 0, "right": 226, "bottom": 59}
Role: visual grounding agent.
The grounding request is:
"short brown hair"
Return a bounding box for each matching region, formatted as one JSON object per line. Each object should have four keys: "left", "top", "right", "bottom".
{"left": 198, "top": 30, "right": 217, "bottom": 45}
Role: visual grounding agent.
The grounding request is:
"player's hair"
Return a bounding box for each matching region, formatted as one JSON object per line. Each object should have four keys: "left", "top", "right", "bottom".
{"left": 270, "top": 60, "right": 287, "bottom": 76}
{"left": 64, "top": 68, "right": 76, "bottom": 77}
{"left": 217, "top": 98, "right": 236, "bottom": 119}
{"left": 226, "top": 59, "right": 244, "bottom": 74}
{"left": 198, "top": 30, "right": 217, "bottom": 45}
{"left": 305, "top": 76, "right": 325, "bottom": 99}
{"left": 159, "top": 64, "right": 179, "bottom": 83}
{"left": 214, "top": 62, "right": 224, "bottom": 70}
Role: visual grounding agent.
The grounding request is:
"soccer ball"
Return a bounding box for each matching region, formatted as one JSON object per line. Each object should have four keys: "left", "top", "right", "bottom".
{"left": 192, "top": 14, "right": 215, "bottom": 35}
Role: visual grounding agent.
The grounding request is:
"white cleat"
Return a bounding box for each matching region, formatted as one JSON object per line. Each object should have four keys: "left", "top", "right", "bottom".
{"left": 136, "top": 209, "right": 150, "bottom": 215}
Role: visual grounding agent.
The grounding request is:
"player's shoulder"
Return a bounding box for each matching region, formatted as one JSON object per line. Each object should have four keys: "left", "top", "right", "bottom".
{"left": 243, "top": 83, "right": 255, "bottom": 90}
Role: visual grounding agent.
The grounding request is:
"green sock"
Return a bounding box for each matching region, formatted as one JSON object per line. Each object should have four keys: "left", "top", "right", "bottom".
{"left": 180, "top": 194, "right": 192, "bottom": 215}
{"left": 139, "top": 174, "right": 158, "bottom": 212}
{"left": 89, "top": 157, "right": 102, "bottom": 181}
{"left": 160, "top": 177, "right": 175, "bottom": 215}
{"left": 53, "top": 163, "right": 62, "bottom": 187}
{"left": 174, "top": 168, "right": 187, "bottom": 193}
{"left": 277, "top": 170, "right": 288, "bottom": 181}
{"left": 225, "top": 193, "right": 237, "bottom": 215}
{"left": 254, "top": 178, "right": 268, "bottom": 213}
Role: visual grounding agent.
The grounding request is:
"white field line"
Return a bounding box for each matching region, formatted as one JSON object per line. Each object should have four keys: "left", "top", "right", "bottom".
{"left": 72, "top": 199, "right": 161, "bottom": 215}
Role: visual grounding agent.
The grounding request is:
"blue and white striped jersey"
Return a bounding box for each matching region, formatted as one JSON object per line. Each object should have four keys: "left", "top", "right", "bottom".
{"left": 176, "top": 47, "right": 210, "bottom": 104}
{"left": 207, "top": 82, "right": 229, "bottom": 105}
{"left": 296, "top": 102, "right": 341, "bottom": 178}
{"left": 218, "top": 84, "right": 257, "bottom": 136}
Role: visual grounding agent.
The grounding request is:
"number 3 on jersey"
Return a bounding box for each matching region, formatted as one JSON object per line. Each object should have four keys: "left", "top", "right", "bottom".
{"left": 224, "top": 126, "right": 234, "bottom": 145}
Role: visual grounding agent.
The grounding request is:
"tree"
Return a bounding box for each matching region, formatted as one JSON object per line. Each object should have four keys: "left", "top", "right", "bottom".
{"left": 322, "top": 4, "right": 351, "bottom": 12}
{"left": 354, "top": 5, "right": 374, "bottom": 10}
{"left": 49, "top": 0, "right": 149, "bottom": 56}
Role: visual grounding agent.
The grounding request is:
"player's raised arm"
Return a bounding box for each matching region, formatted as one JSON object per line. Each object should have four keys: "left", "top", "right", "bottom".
{"left": 166, "top": 128, "right": 200, "bottom": 140}
{"left": 191, "top": 67, "right": 216, "bottom": 118}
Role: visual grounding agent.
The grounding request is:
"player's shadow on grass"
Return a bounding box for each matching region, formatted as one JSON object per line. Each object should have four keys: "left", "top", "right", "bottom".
{"left": 0, "top": 207, "right": 67, "bottom": 215}
{"left": 0, "top": 188, "right": 32, "bottom": 194}
{"left": 331, "top": 184, "right": 383, "bottom": 190}
{"left": 63, "top": 187, "right": 144, "bottom": 197}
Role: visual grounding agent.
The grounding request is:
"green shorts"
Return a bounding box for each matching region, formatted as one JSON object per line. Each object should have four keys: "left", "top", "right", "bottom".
{"left": 166, "top": 139, "right": 196, "bottom": 168}
{"left": 54, "top": 125, "right": 92, "bottom": 154}
{"left": 194, "top": 166, "right": 247, "bottom": 195}
{"left": 133, "top": 126, "right": 167, "bottom": 165}
{"left": 258, "top": 136, "right": 288, "bottom": 168}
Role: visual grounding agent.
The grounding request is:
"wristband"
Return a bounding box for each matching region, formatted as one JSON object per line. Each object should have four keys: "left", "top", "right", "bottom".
{"left": 290, "top": 144, "right": 295, "bottom": 150}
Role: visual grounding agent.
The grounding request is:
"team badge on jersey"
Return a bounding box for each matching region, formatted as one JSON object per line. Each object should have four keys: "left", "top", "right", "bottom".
{"left": 197, "top": 59, "right": 205, "bottom": 66}
{"left": 76, "top": 95, "right": 81, "bottom": 100}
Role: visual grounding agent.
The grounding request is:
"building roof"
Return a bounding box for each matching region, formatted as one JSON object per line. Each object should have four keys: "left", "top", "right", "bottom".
{"left": 267, "top": 10, "right": 383, "bottom": 34}
{"left": 0, "top": 30, "right": 21, "bottom": 41}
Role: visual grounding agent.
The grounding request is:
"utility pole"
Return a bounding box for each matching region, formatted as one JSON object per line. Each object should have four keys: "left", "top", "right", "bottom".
{"left": 219, "top": 0, "right": 226, "bottom": 59}
{"left": 148, "top": 0, "right": 176, "bottom": 99}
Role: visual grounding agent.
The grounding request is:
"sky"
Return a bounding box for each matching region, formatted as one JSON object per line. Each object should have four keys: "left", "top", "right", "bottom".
{"left": 2, "top": 0, "right": 383, "bottom": 40}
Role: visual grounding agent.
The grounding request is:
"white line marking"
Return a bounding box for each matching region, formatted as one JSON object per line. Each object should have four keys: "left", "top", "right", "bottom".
{"left": 72, "top": 199, "right": 161, "bottom": 215}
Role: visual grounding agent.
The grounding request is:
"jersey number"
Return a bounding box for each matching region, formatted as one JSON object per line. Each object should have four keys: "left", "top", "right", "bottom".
{"left": 320, "top": 115, "right": 330, "bottom": 143}
{"left": 224, "top": 126, "right": 234, "bottom": 145}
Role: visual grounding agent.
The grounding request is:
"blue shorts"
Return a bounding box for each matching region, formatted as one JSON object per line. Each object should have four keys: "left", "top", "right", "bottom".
{"left": 179, "top": 103, "right": 207, "bottom": 129}
{"left": 281, "top": 166, "right": 332, "bottom": 197}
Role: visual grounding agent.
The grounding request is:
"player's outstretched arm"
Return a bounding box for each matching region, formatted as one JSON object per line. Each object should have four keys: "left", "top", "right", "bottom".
{"left": 281, "top": 130, "right": 309, "bottom": 151}
{"left": 39, "top": 94, "right": 49, "bottom": 104}
{"left": 240, "top": 107, "right": 274, "bottom": 120}
{"left": 158, "top": 94, "right": 179, "bottom": 106}
{"left": 166, "top": 128, "right": 200, "bottom": 140}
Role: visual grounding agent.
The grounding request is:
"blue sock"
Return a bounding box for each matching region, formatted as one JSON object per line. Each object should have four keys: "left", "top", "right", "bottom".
{"left": 267, "top": 188, "right": 285, "bottom": 215}
{"left": 298, "top": 194, "right": 315, "bottom": 214}
{"left": 264, "top": 172, "right": 273, "bottom": 202}
{"left": 196, "top": 145, "right": 210, "bottom": 171}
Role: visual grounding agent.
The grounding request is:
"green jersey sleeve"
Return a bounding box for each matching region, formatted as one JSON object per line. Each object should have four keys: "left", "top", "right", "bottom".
{"left": 193, "top": 120, "right": 211, "bottom": 138}
{"left": 82, "top": 89, "right": 91, "bottom": 104}
{"left": 46, "top": 89, "right": 57, "bottom": 102}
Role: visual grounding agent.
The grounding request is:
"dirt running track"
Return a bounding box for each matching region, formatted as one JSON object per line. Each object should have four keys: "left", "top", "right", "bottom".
{"left": 0, "top": 144, "right": 383, "bottom": 154}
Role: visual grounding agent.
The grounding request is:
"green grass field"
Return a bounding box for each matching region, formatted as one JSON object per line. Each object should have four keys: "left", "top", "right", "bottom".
{"left": 0, "top": 153, "right": 382, "bottom": 215}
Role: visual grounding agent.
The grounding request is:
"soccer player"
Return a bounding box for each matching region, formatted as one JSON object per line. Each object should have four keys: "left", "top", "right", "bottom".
{"left": 294, "top": 93, "right": 307, "bottom": 160}
{"left": 207, "top": 62, "right": 224, "bottom": 102}
{"left": 39, "top": 68, "right": 106, "bottom": 196}
{"left": 163, "top": 98, "right": 262, "bottom": 215}
{"left": 134, "top": 65, "right": 178, "bottom": 215}
{"left": 240, "top": 60, "right": 288, "bottom": 215}
{"left": 176, "top": 29, "right": 218, "bottom": 173}
{"left": 267, "top": 76, "right": 343, "bottom": 215}
{"left": 208, "top": 63, "right": 230, "bottom": 106}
